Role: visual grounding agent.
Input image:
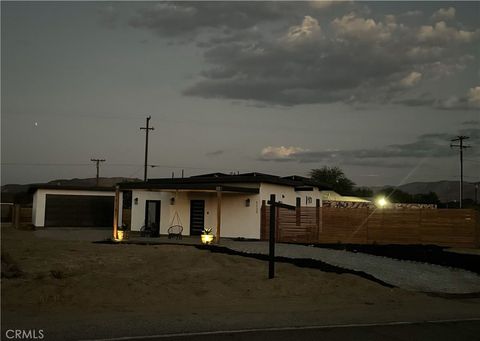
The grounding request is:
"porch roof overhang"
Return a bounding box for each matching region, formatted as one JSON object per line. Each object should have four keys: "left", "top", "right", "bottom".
{"left": 118, "top": 183, "right": 259, "bottom": 194}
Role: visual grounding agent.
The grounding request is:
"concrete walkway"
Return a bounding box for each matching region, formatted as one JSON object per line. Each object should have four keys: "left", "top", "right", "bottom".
{"left": 219, "top": 240, "right": 480, "bottom": 295}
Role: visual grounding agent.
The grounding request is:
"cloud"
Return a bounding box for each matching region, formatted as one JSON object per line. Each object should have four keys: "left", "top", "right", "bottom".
{"left": 331, "top": 12, "right": 396, "bottom": 43}
{"left": 206, "top": 150, "right": 224, "bottom": 157}
{"left": 399, "top": 71, "right": 422, "bottom": 87}
{"left": 436, "top": 86, "right": 480, "bottom": 110}
{"left": 131, "top": 2, "right": 479, "bottom": 108}
{"left": 462, "top": 120, "right": 480, "bottom": 126}
{"left": 396, "top": 86, "right": 480, "bottom": 110}
{"left": 129, "top": 2, "right": 299, "bottom": 37}
{"left": 431, "top": 7, "right": 456, "bottom": 22}
{"left": 284, "top": 16, "right": 322, "bottom": 43}
{"left": 417, "top": 21, "right": 479, "bottom": 44}
{"left": 400, "top": 10, "right": 423, "bottom": 17}
{"left": 260, "top": 146, "right": 307, "bottom": 160}
{"left": 259, "top": 129, "right": 480, "bottom": 165}
{"left": 467, "top": 86, "right": 480, "bottom": 108}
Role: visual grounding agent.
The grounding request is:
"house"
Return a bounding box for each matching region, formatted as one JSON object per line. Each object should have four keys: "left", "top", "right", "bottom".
{"left": 118, "top": 172, "right": 334, "bottom": 239}
{"left": 28, "top": 173, "right": 371, "bottom": 236}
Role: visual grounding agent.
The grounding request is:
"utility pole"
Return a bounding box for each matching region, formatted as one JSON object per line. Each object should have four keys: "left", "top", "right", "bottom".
{"left": 450, "top": 136, "right": 471, "bottom": 208}
{"left": 140, "top": 116, "right": 154, "bottom": 182}
{"left": 90, "top": 158, "right": 105, "bottom": 186}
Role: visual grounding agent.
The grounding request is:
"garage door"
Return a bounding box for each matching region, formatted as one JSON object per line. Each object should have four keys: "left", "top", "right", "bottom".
{"left": 45, "top": 194, "right": 114, "bottom": 227}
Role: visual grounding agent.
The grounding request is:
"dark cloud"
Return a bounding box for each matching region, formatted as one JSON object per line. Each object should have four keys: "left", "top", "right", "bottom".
{"left": 259, "top": 128, "right": 480, "bottom": 165}
{"left": 130, "top": 2, "right": 479, "bottom": 108}
{"left": 462, "top": 120, "right": 480, "bottom": 126}
{"left": 206, "top": 150, "right": 224, "bottom": 157}
{"left": 129, "top": 2, "right": 303, "bottom": 37}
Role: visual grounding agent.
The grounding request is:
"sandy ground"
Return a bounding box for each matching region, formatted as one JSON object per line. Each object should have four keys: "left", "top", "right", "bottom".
{"left": 2, "top": 226, "right": 480, "bottom": 340}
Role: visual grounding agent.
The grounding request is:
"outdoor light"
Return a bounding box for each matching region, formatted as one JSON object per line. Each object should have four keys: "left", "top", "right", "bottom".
{"left": 170, "top": 197, "right": 175, "bottom": 205}
{"left": 245, "top": 198, "right": 251, "bottom": 207}
{"left": 376, "top": 197, "right": 388, "bottom": 208}
{"left": 134, "top": 198, "right": 138, "bottom": 205}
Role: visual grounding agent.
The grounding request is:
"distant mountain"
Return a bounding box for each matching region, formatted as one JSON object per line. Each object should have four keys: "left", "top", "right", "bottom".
{"left": 372, "top": 181, "right": 478, "bottom": 203}
{"left": 1, "top": 177, "right": 141, "bottom": 203}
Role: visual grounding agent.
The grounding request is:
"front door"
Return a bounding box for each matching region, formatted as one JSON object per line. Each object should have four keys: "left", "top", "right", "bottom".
{"left": 190, "top": 200, "right": 205, "bottom": 235}
{"left": 145, "top": 200, "right": 161, "bottom": 237}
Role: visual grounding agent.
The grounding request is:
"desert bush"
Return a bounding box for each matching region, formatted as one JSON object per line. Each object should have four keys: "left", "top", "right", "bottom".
{"left": 1, "top": 251, "right": 23, "bottom": 278}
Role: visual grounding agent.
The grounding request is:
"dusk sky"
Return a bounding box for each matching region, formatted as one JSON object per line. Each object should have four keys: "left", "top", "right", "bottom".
{"left": 2, "top": 1, "right": 479, "bottom": 187}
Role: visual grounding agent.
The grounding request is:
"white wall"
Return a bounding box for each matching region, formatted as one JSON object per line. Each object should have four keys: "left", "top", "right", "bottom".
{"left": 130, "top": 190, "right": 261, "bottom": 239}
{"left": 218, "top": 193, "right": 260, "bottom": 239}
{"left": 259, "top": 183, "right": 323, "bottom": 208}
{"left": 129, "top": 183, "right": 328, "bottom": 240}
{"left": 130, "top": 190, "right": 171, "bottom": 232}
{"left": 32, "top": 189, "right": 120, "bottom": 227}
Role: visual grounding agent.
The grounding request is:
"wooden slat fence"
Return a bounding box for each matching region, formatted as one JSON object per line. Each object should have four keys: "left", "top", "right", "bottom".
{"left": 261, "top": 204, "right": 480, "bottom": 248}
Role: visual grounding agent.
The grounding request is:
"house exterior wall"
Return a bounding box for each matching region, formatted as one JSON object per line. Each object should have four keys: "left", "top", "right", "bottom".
{"left": 130, "top": 189, "right": 261, "bottom": 239}
{"left": 217, "top": 193, "right": 260, "bottom": 239}
{"left": 259, "top": 183, "right": 323, "bottom": 207}
{"left": 32, "top": 189, "right": 120, "bottom": 227}
{"left": 130, "top": 182, "right": 330, "bottom": 240}
{"left": 130, "top": 190, "right": 171, "bottom": 232}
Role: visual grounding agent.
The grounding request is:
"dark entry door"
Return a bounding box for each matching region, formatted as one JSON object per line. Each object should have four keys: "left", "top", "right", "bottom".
{"left": 190, "top": 200, "right": 205, "bottom": 235}
{"left": 145, "top": 200, "right": 161, "bottom": 236}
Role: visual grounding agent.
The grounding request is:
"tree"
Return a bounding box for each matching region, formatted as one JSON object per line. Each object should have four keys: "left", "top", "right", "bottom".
{"left": 412, "top": 192, "right": 440, "bottom": 205}
{"left": 376, "top": 188, "right": 440, "bottom": 204}
{"left": 353, "top": 187, "right": 373, "bottom": 197}
{"left": 376, "top": 187, "right": 412, "bottom": 203}
{"left": 310, "top": 166, "right": 355, "bottom": 194}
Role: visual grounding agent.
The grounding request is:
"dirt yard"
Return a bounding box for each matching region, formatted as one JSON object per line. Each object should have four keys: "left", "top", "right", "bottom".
{"left": 2, "top": 226, "right": 480, "bottom": 340}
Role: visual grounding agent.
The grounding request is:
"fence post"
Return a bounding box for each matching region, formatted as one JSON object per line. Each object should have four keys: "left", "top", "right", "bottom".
{"left": 269, "top": 194, "right": 276, "bottom": 279}
{"left": 14, "top": 204, "right": 21, "bottom": 229}
{"left": 418, "top": 209, "right": 423, "bottom": 244}
{"left": 315, "top": 199, "right": 320, "bottom": 242}
{"left": 276, "top": 203, "right": 280, "bottom": 240}
{"left": 365, "top": 207, "right": 369, "bottom": 244}
{"left": 474, "top": 210, "right": 480, "bottom": 248}
{"left": 261, "top": 200, "right": 266, "bottom": 240}
{"left": 296, "top": 197, "right": 301, "bottom": 226}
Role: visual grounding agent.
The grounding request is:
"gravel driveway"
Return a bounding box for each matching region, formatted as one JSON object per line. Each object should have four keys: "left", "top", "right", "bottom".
{"left": 220, "top": 240, "right": 480, "bottom": 295}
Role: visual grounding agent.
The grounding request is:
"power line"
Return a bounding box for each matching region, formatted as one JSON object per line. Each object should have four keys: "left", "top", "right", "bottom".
{"left": 450, "top": 135, "right": 471, "bottom": 208}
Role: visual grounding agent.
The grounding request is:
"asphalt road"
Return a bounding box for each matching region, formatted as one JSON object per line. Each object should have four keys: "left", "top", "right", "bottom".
{"left": 78, "top": 320, "right": 480, "bottom": 341}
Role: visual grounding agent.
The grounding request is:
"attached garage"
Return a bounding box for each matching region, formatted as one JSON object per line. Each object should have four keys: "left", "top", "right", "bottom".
{"left": 31, "top": 186, "right": 121, "bottom": 228}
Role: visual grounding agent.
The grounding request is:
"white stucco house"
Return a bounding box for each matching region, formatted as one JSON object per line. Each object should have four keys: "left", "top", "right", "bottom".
{"left": 118, "top": 172, "right": 333, "bottom": 239}
{"left": 30, "top": 173, "right": 370, "bottom": 237}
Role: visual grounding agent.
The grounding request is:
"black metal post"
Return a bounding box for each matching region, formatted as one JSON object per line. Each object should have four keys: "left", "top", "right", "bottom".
{"left": 269, "top": 194, "right": 276, "bottom": 279}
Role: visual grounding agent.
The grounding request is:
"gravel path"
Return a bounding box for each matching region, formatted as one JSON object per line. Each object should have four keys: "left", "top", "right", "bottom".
{"left": 220, "top": 240, "right": 480, "bottom": 294}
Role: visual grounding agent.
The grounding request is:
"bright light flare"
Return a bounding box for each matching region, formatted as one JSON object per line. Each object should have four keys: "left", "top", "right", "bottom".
{"left": 376, "top": 197, "right": 388, "bottom": 208}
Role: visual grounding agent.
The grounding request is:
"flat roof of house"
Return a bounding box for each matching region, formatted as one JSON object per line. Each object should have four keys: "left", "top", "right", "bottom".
{"left": 119, "top": 183, "right": 259, "bottom": 194}
{"left": 118, "top": 172, "right": 332, "bottom": 191}
{"left": 29, "top": 185, "right": 116, "bottom": 193}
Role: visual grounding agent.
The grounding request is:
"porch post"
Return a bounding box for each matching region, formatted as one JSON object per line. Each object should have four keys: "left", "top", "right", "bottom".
{"left": 216, "top": 186, "right": 222, "bottom": 243}
{"left": 113, "top": 185, "right": 120, "bottom": 240}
